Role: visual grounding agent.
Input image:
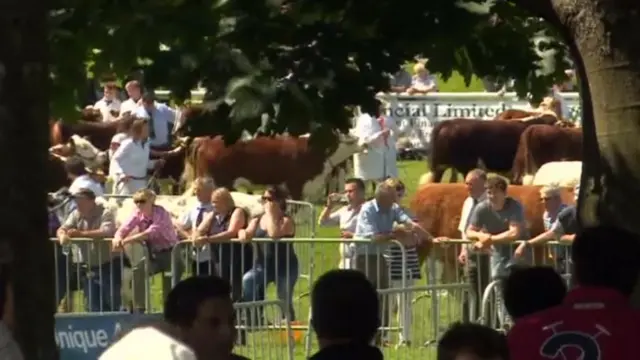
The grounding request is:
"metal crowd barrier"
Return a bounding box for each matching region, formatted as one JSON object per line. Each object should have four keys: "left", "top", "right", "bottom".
{"left": 49, "top": 233, "right": 572, "bottom": 359}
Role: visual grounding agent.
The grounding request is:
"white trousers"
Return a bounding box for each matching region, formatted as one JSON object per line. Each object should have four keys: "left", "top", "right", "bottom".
{"left": 391, "top": 279, "right": 414, "bottom": 342}
{"left": 115, "top": 179, "right": 147, "bottom": 195}
{"left": 338, "top": 242, "right": 356, "bottom": 269}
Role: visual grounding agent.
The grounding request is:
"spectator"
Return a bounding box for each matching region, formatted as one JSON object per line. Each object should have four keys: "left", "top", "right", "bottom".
{"left": 107, "top": 114, "right": 133, "bottom": 159}
{"left": 56, "top": 188, "right": 119, "bottom": 312}
{"left": 163, "top": 276, "right": 250, "bottom": 360}
{"left": 66, "top": 157, "right": 104, "bottom": 198}
{"left": 389, "top": 67, "right": 412, "bottom": 93}
{"left": 310, "top": 270, "right": 382, "bottom": 360}
{"left": 508, "top": 226, "right": 640, "bottom": 360}
{"left": 133, "top": 92, "right": 176, "bottom": 149}
{"left": 114, "top": 189, "right": 181, "bottom": 311}
{"left": 438, "top": 322, "right": 509, "bottom": 360}
{"left": 449, "top": 169, "right": 487, "bottom": 322}
{"left": 466, "top": 176, "right": 527, "bottom": 327}
{"left": 0, "top": 263, "right": 23, "bottom": 360}
{"left": 318, "top": 178, "right": 366, "bottom": 269}
{"left": 111, "top": 118, "right": 164, "bottom": 195}
{"left": 94, "top": 75, "right": 122, "bottom": 122}
{"left": 175, "top": 177, "right": 216, "bottom": 275}
{"left": 353, "top": 99, "right": 398, "bottom": 192}
{"left": 551, "top": 69, "right": 575, "bottom": 119}
{"left": 382, "top": 178, "right": 422, "bottom": 346}
{"left": 240, "top": 186, "right": 298, "bottom": 322}
{"left": 120, "top": 80, "right": 143, "bottom": 115}
{"left": 502, "top": 266, "right": 566, "bottom": 320}
{"left": 514, "top": 184, "right": 579, "bottom": 274}
{"left": 407, "top": 62, "right": 438, "bottom": 95}
{"left": 194, "top": 187, "right": 252, "bottom": 302}
{"left": 354, "top": 182, "right": 431, "bottom": 344}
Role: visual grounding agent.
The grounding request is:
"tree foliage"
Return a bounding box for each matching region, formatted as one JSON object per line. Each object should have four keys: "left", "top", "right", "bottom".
{"left": 50, "top": 0, "right": 571, "bottom": 144}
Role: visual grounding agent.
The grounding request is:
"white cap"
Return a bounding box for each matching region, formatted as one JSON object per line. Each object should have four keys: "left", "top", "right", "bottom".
{"left": 99, "top": 327, "right": 197, "bottom": 360}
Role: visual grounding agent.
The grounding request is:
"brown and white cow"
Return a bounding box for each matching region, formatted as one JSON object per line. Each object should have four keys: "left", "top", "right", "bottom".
{"left": 511, "top": 125, "right": 582, "bottom": 184}
{"left": 181, "top": 134, "right": 362, "bottom": 201}
{"left": 424, "top": 117, "right": 559, "bottom": 183}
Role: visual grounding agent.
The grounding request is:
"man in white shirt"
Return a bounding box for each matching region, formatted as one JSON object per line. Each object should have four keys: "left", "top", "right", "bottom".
{"left": 120, "top": 80, "right": 143, "bottom": 115}
{"left": 94, "top": 77, "right": 122, "bottom": 122}
{"left": 133, "top": 93, "right": 176, "bottom": 148}
{"left": 100, "top": 323, "right": 197, "bottom": 360}
{"left": 318, "top": 178, "right": 366, "bottom": 269}
{"left": 66, "top": 157, "right": 105, "bottom": 197}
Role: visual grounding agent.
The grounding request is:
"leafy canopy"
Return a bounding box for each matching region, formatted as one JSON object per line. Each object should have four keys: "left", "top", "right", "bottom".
{"left": 50, "top": 0, "right": 571, "bottom": 144}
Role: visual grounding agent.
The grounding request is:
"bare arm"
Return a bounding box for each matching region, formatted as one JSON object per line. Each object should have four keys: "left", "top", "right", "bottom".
{"left": 238, "top": 218, "right": 259, "bottom": 241}
{"left": 487, "top": 222, "right": 521, "bottom": 244}
{"left": 206, "top": 209, "right": 247, "bottom": 242}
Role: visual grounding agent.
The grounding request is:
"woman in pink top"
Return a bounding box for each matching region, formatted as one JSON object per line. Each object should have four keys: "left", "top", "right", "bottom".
{"left": 114, "top": 189, "right": 181, "bottom": 312}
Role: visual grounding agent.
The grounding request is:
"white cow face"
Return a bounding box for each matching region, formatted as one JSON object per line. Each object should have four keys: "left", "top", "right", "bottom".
{"left": 69, "top": 135, "right": 108, "bottom": 168}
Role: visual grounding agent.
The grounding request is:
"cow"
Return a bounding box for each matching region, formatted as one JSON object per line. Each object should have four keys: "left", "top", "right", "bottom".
{"left": 50, "top": 118, "right": 124, "bottom": 151}
{"left": 524, "top": 161, "right": 582, "bottom": 187}
{"left": 424, "top": 117, "right": 559, "bottom": 183}
{"left": 410, "top": 183, "right": 575, "bottom": 283}
{"left": 511, "top": 125, "right": 582, "bottom": 184}
{"left": 181, "top": 134, "right": 362, "bottom": 201}
{"left": 49, "top": 134, "right": 109, "bottom": 173}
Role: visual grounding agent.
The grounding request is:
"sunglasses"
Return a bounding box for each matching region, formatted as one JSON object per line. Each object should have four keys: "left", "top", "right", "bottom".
{"left": 261, "top": 196, "right": 273, "bottom": 202}
{"left": 134, "top": 199, "right": 147, "bottom": 205}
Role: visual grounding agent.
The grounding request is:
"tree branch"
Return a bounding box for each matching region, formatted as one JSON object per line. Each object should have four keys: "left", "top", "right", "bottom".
{"left": 508, "top": 0, "right": 564, "bottom": 28}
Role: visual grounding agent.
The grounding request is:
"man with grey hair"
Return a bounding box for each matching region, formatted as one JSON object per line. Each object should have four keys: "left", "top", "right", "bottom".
{"left": 514, "top": 184, "right": 579, "bottom": 273}
{"left": 176, "top": 177, "right": 216, "bottom": 275}
{"left": 354, "top": 182, "right": 432, "bottom": 344}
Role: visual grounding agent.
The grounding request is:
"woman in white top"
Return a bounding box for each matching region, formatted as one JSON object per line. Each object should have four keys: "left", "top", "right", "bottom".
{"left": 111, "top": 118, "right": 161, "bottom": 195}
{"left": 407, "top": 62, "right": 438, "bottom": 94}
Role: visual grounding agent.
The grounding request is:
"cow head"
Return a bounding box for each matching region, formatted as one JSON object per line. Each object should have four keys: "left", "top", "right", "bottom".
{"left": 301, "top": 133, "right": 362, "bottom": 201}
{"left": 49, "top": 134, "right": 108, "bottom": 170}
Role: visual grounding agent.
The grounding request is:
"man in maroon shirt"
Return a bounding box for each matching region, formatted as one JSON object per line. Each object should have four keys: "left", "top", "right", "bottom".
{"left": 508, "top": 226, "right": 640, "bottom": 360}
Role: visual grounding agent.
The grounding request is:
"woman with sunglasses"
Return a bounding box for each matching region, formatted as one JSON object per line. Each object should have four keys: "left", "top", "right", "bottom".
{"left": 114, "top": 189, "right": 181, "bottom": 311}
{"left": 383, "top": 178, "right": 423, "bottom": 346}
{"left": 239, "top": 185, "right": 298, "bottom": 323}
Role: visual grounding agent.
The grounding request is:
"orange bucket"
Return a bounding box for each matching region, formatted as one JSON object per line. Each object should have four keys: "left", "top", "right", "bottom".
{"left": 279, "top": 320, "right": 305, "bottom": 343}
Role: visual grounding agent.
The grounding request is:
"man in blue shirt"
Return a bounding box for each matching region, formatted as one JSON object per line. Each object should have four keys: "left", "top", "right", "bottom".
{"left": 354, "top": 182, "right": 431, "bottom": 344}
{"left": 134, "top": 93, "right": 176, "bottom": 148}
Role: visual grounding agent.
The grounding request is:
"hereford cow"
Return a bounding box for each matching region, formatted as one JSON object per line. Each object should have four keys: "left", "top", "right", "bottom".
{"left": 50, "top": 118, "right": 123, "bottom": 151}
{"left": 525, "top": 161, "right": 582, "bottom": 187}
{"left": 49, "top": 134, "right": 109, "bottom": 172}
{"left": 425, "top": 117, "right": 558, "bottom": 183}
{"left": 410, "top": 183, "right": 575, "bottom": 283}
{"left": 181, "top": 134, "right": 362, "bottom": 201}
{"left": 511, "top": 125, "right": 582, "bottom": 184}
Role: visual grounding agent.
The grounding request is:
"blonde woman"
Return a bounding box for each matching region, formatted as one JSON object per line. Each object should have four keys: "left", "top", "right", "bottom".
{"left": 407, "top": 62, "right": 438, "bottom": 94}
{"left": 193, "top": 188, "right": 253, "bottom": 301}
{"left": 383, "top": 178, "right": 422, "bottom": 346}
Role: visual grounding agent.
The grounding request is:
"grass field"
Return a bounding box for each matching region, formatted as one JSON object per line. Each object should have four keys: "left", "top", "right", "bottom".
{"left": 138, "top": 160, "right": 466, "bottom": 360}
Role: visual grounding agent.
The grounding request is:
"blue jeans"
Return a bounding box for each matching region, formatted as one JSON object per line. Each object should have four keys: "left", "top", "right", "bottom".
{"left": 56, "top": 257, "right": 123, "bottom": 312}
{"left": 242, "top": 258, "right": 299, "bottom": 322}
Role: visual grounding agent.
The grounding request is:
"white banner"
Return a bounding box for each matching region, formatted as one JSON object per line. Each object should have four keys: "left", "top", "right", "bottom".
{"left": 380, "top": 92, "right": 581, "bottom": 150}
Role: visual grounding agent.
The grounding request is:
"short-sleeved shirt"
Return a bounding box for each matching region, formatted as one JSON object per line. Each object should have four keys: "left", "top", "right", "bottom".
{"left": 551, "top": 205, "right": 578, "bottom": 236}
{"left": 508, "top": 287, "right": 640, "bottom": 360}
{"left": 354, "top": 199, "right": 412, "bottom": 256}
{"left": 320, "top": 205, "right": 360, "bottom": 233}
{"left": 62, "top": 204, "right": 116, "bottom": 265}
{"left": 180, "top": 203, "right": 214, "bottom": 262}
{"left": 469, "top": 197, "right": 527, "bottom": 277}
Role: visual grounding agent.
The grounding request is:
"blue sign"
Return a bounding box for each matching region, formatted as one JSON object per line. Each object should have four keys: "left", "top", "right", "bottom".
{"left": 55, "top": 312, "right": 162, "bottom": 360}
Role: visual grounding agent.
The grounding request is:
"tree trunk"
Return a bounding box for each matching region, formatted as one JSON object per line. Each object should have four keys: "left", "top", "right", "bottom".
{"left": 0, "top": 5, "right": 58, "bottom": 360}
{"left": 543, "top": 0, "right": 640, "bottom": 304}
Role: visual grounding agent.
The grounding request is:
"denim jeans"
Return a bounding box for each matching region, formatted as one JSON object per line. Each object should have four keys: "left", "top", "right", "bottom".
{"left": 241, "top": 257, "right": 299, "bottom": 322}
{"left": 83, "top": 259, "right": 123, "bottom": 312}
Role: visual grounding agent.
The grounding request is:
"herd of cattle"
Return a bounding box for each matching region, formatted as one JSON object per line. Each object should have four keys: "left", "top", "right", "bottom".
{"left": 47, "top": 104, "right": 582, "bottom": 202}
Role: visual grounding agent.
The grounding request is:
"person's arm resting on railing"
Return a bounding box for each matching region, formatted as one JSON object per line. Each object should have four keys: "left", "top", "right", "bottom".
{"left": 81, "top": 208, "right": 116, "bottom": 239}
{"left": 393, "top": 206, "right": 433, "bottom": 242}
{"left": 204, "top": 209, "right": 247, "bottom": 243}
{"left": 237, "top": 217, "right": 258, "bottom": 242}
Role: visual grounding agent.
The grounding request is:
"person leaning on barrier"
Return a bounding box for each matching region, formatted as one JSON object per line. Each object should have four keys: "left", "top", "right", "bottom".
{"left": 309, "top": 270, "right": 383, "bottom": 360}
{"left": 466, "top": 176, "right": 527, "bottom": 328}
{"left": 66, "top": 157, "right": 105, "bottom": 197}
{"left": 514, "top": 184, "right": 579, "bottom": 269}
{"left": 437, "top": 322, "right": 508, "bottom": 360}
{"left": 508, "top": 226, "right": 640, "bottom": 360}
{"left": 56, "top": 188, "right": 120, "bottom": 312}
{"left": 175, "top": 177, "right": 216, "bottom": 276}
{"left": 502, "top": 265, "right": 566, "bottom": 321}
{"left": 239, "top": 185, "right": 298, "bottom": 323}
{"left": 114, "top": 189, "right": 182, "bottom": 312}
{"left": 164, "top": 276, "right": 250, "bottom": 360}
{"left": 193, "top": 187, "right": 252, "bottom": 303}
{"left": 318, "top": 177, "right": 366, "bottom": 269}
{"left": 382, "top": 178, "right": 423, "bottom": 347}
{"left": 353, "top": 182, "right": 432, "bottom": 345}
